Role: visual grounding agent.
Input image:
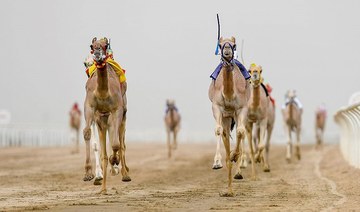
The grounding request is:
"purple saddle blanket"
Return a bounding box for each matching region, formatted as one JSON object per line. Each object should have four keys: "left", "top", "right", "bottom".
{"left": 210, "top": 59, "right": 251, "bottom": 80}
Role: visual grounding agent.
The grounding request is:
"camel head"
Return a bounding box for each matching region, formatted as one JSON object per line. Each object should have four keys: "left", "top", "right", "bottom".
{"left": 286, "top": 89, "right": 297, "bottom": 102}
{"left": 166, "top": 99, "right": 176, "bottom": 110}
{"left": 249, "top": 63, "right": 263, "bottom": 87}
{"left": 219, "top": 37, "right": 236, "bottom": 63}
{"left": 90, "top": 37, "right": 109, "bottom": 65}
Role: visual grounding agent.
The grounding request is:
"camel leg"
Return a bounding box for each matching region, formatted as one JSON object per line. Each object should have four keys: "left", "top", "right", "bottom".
{"left": 295, "top": 127, "right": 301, "bottom": 160}
{"left": 97, "top": 126, "right": 108, "bottom": 194}
{"left": 246, "top": 122, "right": 257, "bottom": 180}
{"left": 220, "top": 126, "right": 234, "bottom": 197}
{"left": 213, "top": 135, "right": 223, "bottom": 169}
{"left": 263, "top": 124, "right": 273, "bottom": 172}
{"left": 70, "top": 128, "right": 77, "bottom": 154}
{"left": 255, "top": 119, "right": 267, "bottom": 164}
{"left": 167, "top": 129, "right": 171, "bottom": 158}
{"left": 286, "top": 125, "right": 292, "bottom": 163}
{"left": 75, "top": 129, "right": 80, "bottom": 153}
{"left": 319, "top": 129, "right": 324, "bottom": 148}
{"left": 119, "top": 110, "right": 131, "bottom": 182}
{"left": 231, "top": 117, "right": 244, "bottom": 179}
{"left": 239, "top": 135, "right": 248, "bottom": 168}
{"left": 83, "top": 106, "right": 94, "bottom": 181}
{"left": 212, "top": 104, "right": 223, "bottom": 170}
{"left": 71, "top": 128, "right": 80, "bottom": 154}
{"left": 108, "top": 111, "right": 122, "bottom": 177}
{"left": 173, "top": 128, "right": 178, "bottom": 150}
{"left": 253, "top": 125, "right": 260, "bottom": 154}
{"left": 315, "top": 128, "right": 322, "bottom": 150}
{"left": 234, "top": 109, "right": 248, "bottom": 173}
{"left": 91, "top": 123, "right": 103, "bottom": 185}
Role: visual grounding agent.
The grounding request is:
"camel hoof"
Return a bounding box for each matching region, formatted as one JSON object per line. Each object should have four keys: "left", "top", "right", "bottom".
{"left": 219, "top": 191, "right": 234, "bottom": 197}
{"left": 240, "top": 157, "right": 248, "bottom": 168}
{"left": 286, "top": 158, "right": 291, "bottom": 163}
{"left": 99, "top": 189, "right": 107, "bottom": 195}
{"left": 94, "top": 177, "right": 103, "bottom": 185}
{"left": 110, "top": 166, "right": 120, "bottom": 176}
{"left": 254, "top": 154, "right": 261, "bottom": 163}
{"left": 83, "top": 173, "right": 94, "bottom": 181}
{"left": 234, "top": 173, "right": 243, "bottom": 180}
{"left": 263, "top": 167, "right": 270, "bottom": 172}
{"left": 212, "top": 164, "right": 223, "bottom": 170}
{"left": 251, "top": 176, "right": 259, "bottom": 181}
{"left": 230, "top": 151, "right": 239, "bottom": 163}
{"left": 296, "top": 154, "right": 301, "bottom": 160}
{"left": 122, "top": 175, "right": 131, "bottom": 182}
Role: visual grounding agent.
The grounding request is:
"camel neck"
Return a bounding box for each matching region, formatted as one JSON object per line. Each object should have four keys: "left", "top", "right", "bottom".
{"left": 96, "top": 65, "right": 109, "bottom": 98}
{"left": 251, "top": 84, "right": 260, "bottom": 109}
{"left": 169, "top": 108, "right": 175, "bottom": 123}
{"left": 289, "top": 102, "right": 294, "bottom": 120}
{"left": 222, "top": 65, "right": 234, "bottom": 100}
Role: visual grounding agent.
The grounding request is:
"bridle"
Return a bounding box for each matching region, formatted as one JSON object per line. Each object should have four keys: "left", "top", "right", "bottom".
{"left": 249, "top": 69, "right": 263, "bottom": 87}
{"left": 90, "top": 40, "right": 109, "bottom": 69}
{"left": 220, "top": 42, "right": 236, "bottom": 66}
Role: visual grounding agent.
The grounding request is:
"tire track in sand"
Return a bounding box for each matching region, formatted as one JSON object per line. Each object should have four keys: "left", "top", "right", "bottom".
{"left": 314, "top": 146, "right": 347, "bottom": 211}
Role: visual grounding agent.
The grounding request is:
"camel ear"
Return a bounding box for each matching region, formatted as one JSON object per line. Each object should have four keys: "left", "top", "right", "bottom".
{"left": 230, "top": 36, "right": 236, "bottom": 43}
{"left": 219, "top": 37, "right": 224, "bottom": 43}
{"left": 92, "top": 37, "right": 97, "bottom": 44}
{"left": 259, "top": 66, "right": 263, "bottom": 73}
{"left": 103, "top": 37, "right": 108, "bottom": 44}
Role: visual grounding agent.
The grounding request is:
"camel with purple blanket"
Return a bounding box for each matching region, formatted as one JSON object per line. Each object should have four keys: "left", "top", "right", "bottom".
{"left": 208, "top": 36, "right": 251, "bottom": 197}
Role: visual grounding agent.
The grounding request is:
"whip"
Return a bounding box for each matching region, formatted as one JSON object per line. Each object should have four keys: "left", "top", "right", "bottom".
{"left": 214, "top": 14, "right": 221, "bottom": 55}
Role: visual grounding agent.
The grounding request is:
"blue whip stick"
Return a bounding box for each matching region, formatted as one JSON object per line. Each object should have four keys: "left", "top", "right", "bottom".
{"left": 215, "top": 14, "right": 220, "bottom": 55}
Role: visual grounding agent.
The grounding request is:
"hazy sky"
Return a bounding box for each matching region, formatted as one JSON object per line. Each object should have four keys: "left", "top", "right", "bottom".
{"left": 1, "top": 0, "right": 360, "bottom": 143}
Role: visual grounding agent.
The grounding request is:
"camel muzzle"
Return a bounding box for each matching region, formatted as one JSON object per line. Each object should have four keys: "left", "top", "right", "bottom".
{"left": 93, "top": 50, "right": 106, "bottom": 63}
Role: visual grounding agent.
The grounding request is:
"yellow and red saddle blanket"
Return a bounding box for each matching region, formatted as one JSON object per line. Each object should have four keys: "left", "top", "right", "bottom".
{"left": 86, "top": 57, "right": 126, "bottom": 83}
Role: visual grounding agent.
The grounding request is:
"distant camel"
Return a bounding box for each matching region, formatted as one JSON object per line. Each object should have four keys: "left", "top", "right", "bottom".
{"left": 282, "top": 90, "right": 302, "bottom": 162}
{"left": 208, "top": 36, "right": 251, "bottom": 197}
{"left": 69, "top": 103, "right": 81, "bottom": 154}
{"left": 164, "top": 99, "right": 181, "bottom": 158}
{"left": 253, "top": 82, "right": 275, "bottom": 172}
{"left": 315, "top": 104, "right": 326, "bottom": 149}
{"left": 83, "top": 37, "right": 130, "bottom": 194}
{"left": 245, "top": 64, "right": 269, "bottom": 174}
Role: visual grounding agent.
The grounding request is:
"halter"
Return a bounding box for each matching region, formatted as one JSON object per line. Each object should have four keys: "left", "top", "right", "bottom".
{"left": 92, "top": 46, "right": 109, "bottom": 69}
{"left": 249, "top": 70, "right": 263, "bottom": 87}
{"left": 94, "top": 55, "right": 108, "bottom": 69}
{"left": 220, "top": 42, "right": 236, "bottom": 65}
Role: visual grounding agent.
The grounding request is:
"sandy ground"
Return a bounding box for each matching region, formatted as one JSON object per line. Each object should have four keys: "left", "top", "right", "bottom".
{"left": 0, "top": 141, "right": 359, "bottom": 211}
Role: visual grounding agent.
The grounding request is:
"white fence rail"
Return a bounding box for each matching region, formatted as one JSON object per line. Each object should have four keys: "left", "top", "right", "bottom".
{"left": 334, "top": 102, "right": 360, "bottom": 168}
{"left": 0, "top": 126, "right": 71, "bottom": 147}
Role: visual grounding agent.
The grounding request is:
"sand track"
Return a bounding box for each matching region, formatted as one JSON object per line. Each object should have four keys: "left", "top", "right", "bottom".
{"left": 0, "top": 142, "right": 359, "bottom": 211}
